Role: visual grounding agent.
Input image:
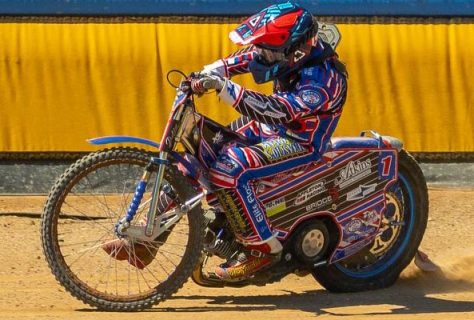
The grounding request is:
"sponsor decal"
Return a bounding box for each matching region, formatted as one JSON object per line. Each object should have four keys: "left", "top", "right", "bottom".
{"left": 338, "top": 237, "right": 374, "bottom": 258}
{"left": 294, "top": 180, "right": 326, "bottom": 205}
{"left": 267, "top": 172, "right": 292, "bottom": 185}
{"left": 328, "top": 187, "right": 340, "bottom": 202}
{"left": 305, "top": 195, "right": 332, "bottom": 212}
{"left": 342, "top": 210, "right": 380, "bottom": 243}
{"left": 346, "top": 183, "right": 377, "bottom": 201}
{"left": 299, "top": 90, "right": 322, "bottom": 107}
{"left": 248, "top": 13, "right": 263, "bottom": 29}
{"left": 293, "top": 50, "right": 306, "bottom": 63}
{"left": 253, "top": 202, "right": 264, "bottom": 223}
{"left": 344, "top": 224, "right": 377, "bottom": 243}
{"left": 227, "top": 81, "right": 237, "bottom": 100}
{"left": 243, "top": 182, "right": 255, "bottom": 204}
{"left": 212, "top": 130, "right": 224, "bottom": 145}
{"left": 335, "top": 159, "right": 372, "bottom": 188}
{"left": 303, "top": 67, "right": 314, "bottom": 77}
{"left": 346, "top": 219, "right": 363, "bottom": 233}
{"left": 363, "top": 210, "right": 380, "bottom": 225}
{"left": 244, "top": 96, "right": 286, "bottom": 118}
{"left": 216, "top": 191, "right": 247, "bottom": 233}
{"left": 215, "top": 159, "right": 237, "bottom": 173}
{"left": 243, "top": 183, "right": 265, "bottom": 223}
{"left": 264, "top": 197, "right": 286, "bottom": 217}
{"left": 261, "top": 138, "right": 306, "bottom": 161}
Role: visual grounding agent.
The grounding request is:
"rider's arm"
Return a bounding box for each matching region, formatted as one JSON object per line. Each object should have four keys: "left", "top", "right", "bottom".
{"left": 217, "top": 79, "right": 333, "bottom": 125}
{"left": 203, "top": 46, "right": 257, "bottom": 78}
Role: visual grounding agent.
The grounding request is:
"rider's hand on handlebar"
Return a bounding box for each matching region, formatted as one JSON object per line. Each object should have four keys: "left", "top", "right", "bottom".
{"left": 190, "top": 73, "right": 225, "bottom": 95}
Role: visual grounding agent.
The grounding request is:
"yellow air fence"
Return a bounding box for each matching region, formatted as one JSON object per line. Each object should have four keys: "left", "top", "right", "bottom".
{"left": 0, "top": 22, "right": 473, "bottom": 153}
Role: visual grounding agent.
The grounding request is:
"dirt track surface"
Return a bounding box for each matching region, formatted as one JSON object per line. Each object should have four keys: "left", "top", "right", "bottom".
{"left": 1, "top": 188, "right": 474, "bottom": 320}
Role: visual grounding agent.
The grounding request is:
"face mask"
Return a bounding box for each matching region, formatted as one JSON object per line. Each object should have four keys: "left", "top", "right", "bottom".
{"left": 255, "top": 47, "right": 286, "bottom": 65}
{"left": 248, "top": 55, "right": 290, "bottom": 84}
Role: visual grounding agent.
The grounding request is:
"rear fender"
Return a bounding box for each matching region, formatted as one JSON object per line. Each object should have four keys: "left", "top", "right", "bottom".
{"left": 329, "top": 131, "right": 403, "bottom": 152}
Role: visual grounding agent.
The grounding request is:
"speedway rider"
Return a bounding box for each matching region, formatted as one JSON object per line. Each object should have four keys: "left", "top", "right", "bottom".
{"left": 103, "top": 1, "right": 348, "bottom": 281}
{"left": 190, "top": 2, "right": 348, "bottom": 280}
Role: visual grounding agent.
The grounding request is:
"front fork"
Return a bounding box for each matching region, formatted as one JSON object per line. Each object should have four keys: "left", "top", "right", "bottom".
{"left": 145, "top": 151, "right": 169, "bottom": 236}
{"left": 115, "top": 151, "right": 207, "bottom": 240}
{"left": 115, "top": 151, "right": 169, "bottom": 237}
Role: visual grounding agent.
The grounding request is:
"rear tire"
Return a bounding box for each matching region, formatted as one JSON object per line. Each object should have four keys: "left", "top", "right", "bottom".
{"left": 41, "top": 147, "right": 205, "bottom": 310}
{"left": 312, "top": 149, "right": 428, "bottom": 292}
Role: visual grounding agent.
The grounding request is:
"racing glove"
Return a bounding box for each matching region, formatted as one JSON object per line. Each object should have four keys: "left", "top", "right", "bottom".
{"left": 191, "top": 74, "right": 225, "bottom": 95}
{"left": 201, "top": 60, "right": 227, "bottom": 77}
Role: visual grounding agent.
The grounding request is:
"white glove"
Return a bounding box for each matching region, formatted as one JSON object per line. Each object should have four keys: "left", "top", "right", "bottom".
{"left": 191, "top": 74, "right": 225, "bottom": 95}
{"left": 201, "top": 60, "right": 227, "bottom": 77}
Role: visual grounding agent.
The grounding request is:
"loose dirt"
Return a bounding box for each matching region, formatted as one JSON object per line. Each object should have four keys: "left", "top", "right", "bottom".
{"left": 1, "top": 188, "right": 473, "bottom": 319}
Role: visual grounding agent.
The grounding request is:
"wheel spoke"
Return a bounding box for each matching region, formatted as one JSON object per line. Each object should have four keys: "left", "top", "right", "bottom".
{"left": 42, "top": 149, "right": 204, "bottom": 310}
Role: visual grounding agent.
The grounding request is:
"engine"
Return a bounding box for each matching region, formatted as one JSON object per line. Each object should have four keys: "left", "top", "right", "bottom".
{"left": 203, "top": 210, "right": 241, "bottom": 261}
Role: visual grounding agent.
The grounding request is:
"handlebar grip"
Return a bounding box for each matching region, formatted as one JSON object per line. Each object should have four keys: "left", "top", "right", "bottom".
{"left": 202, "top": 79, "right": 214, "bottom": 90}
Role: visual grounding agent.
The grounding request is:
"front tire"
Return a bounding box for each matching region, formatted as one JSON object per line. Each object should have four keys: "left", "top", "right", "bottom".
{"left": 312, "top": 149, "right": 428, "bottom": 292}
{"left": 41, "top": 147, "right": 205, "bottom": 310}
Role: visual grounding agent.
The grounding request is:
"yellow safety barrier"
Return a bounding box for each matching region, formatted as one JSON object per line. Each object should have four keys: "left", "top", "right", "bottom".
{"left": 0, "top": 22, "right": 472, "bottom": 152}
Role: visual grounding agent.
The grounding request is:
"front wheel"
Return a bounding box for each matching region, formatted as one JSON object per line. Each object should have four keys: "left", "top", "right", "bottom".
{"left": 41, "top": 147, "right": 205, "bottom": 310}
{"left": 312, "top": 149, "right": 428, "bottom": 292}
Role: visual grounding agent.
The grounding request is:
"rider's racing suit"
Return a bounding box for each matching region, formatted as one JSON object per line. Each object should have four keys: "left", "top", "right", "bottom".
{"left": 207, "top": 39, "right": 348, "bottom": 250}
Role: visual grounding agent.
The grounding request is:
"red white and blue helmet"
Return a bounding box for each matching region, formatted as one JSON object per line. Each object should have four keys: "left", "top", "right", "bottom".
{"left": 229, "top": 2, "right": 318, "bottom": 83}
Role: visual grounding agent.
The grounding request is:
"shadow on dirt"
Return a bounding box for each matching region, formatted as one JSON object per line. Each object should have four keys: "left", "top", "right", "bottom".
{"left": 73, "top": 259, "right": 474, "bottom": 315}
{"left": 151, "top": 264, "right": 474, "bottom": 316}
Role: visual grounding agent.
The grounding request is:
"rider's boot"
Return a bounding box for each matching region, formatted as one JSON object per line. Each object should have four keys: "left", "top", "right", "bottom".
{"left": 214, "top": 235, "right": 282, "bottom": 281}
{"left": 102, "top": 238, "right": 157, "bottom": 270}
{"left": 102, "top": 190, "right": 178, "bottom": 269}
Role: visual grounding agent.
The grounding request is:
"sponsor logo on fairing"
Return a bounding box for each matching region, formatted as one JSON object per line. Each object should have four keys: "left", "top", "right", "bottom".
{"left": 216, "top": 191, "right": 247, "bottom": 233}
{"left": 294, "top": 180, "right": 326, "bottom": 205}
{"left": 253, "top": 202, "right": 264, "bottom": 223}
{"left": 329, "top": 187, "right": 340, "bottom": 202}
{"left": 346, "top": 219, "right": 363, "bottom": 233}
{"left": 305, "top": 195, "right": 332, "bottom": 212}
{"left": 267, "top": 172, "right": 292, "bottom": 185}
{"left": 264, "top": 197, "right": 286, "bottom": 217}
{"left": 346, "top": 183, "right": 377, "bottom": 201}
{"left": 342, "top": 212, "right": 379, "bottom": 243}
{"left": 261, "top": 139, "right": 306, "bottom": 161}
{"left": 212, "top": 130, "right": 224, "bottom": 145}
{"left": 243, "top": 183, "right": 264, "bottom": 223}
{"left": 244, "top": 183, "right": 255, "bottom": 204}
{"left": 363, "top": 210, "right": 379, "bottom": 225}
{"left": 335, "top": 159, "right": 372, "bottom": 188}
{"left": 215, "top": 159, "right": 238, "bottom": 173}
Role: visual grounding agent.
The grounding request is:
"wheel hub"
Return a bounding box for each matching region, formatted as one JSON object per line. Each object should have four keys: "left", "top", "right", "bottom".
{"left": 369, "top": 192, "right": 404, "bottom": 257}
{"left": 301, "top": 229, "right": 325, "bottom": 258}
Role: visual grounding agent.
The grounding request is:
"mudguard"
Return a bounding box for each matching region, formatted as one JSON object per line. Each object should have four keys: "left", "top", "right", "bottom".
{"left": 329, "top": 131, "right": 403, "bottom": 151}
{"left": 88, "top": 135, "right": 161, "bottom": 148}
{"left": 87, "top": 135, "right": 211, "bottom": 190}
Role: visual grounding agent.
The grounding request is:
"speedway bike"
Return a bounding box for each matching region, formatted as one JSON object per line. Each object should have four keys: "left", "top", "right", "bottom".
{"left": 41, "top": 71, "right": 428, "bottom": 311}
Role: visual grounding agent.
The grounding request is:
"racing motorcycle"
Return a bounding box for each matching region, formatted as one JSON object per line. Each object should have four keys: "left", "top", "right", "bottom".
{"left": 42, "top": 21, "right": 432, "bottom": 309}
{"left": 41, "top": 69, "right": 429, "bottom": 311}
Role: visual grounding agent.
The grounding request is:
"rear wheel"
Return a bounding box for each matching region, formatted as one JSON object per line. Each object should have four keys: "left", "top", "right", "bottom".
{"left": 41, "top": 147, "right": 205, "bottom": 310}
{"left": 312, "top": 150, "right": 428, "bottom": 292}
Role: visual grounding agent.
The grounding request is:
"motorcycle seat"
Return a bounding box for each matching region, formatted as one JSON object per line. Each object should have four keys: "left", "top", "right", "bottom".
{"left": 329, "top": 137, "right": 381, "bottom": 150}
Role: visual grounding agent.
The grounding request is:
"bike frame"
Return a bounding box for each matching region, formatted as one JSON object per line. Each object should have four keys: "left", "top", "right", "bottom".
{"left": 88, "top": 83, "right": 405, "bottom": 262}
{"left": 89, "top": 86, "right": 205, "bottom": 241}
